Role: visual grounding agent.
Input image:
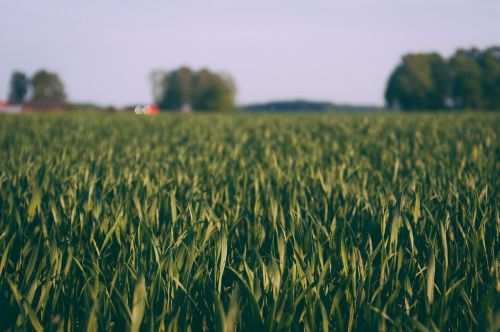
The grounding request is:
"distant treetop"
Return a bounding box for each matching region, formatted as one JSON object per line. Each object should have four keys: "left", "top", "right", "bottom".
{"left": 6, "top": 69, "right": 67, "bottom": 104}
{"left": 31, "top": 70, "right": 67, "bottom": 103}
{"left": 385, "top": 46, "right": 500, "bottom": 111}
{"left": 151, "top": 67, "right": 236, "bottom": 112}
{"left": 7, "top": 71, "right": 29, "bottom": 104}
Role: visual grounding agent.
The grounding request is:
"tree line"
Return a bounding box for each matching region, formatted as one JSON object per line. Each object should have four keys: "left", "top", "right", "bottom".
{"left": 7, "top": 66, "right": 236, "bottom": 111}
{"left": 151, "top": 67, "right": 236, "bottom": 111}
{"left": 385, "top": 46, "right": 500, "bottom": 111}
{"left": 8, "top": 70, "right": 67, "bottom": 104}
{"left": 7, "top": 48, "right": 498, "bottom": 112}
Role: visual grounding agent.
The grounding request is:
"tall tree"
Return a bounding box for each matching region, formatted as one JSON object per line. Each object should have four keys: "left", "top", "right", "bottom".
{"left": 153, "top": 67, "right": 236, "bottom": 111}
{"left": 385, "top": 53, "right": 449, "bottom": 110}
{"left": 449, "top": 49, "right": 484, "bottom": 109}
{"left": 192, "top": 69, "right": 236, "bottom": 111}
{"left": 478, "top": 47, "right": 500, "bottom": 109}
{"left": 386, "top": 46, "right": 500, "bottom": 111}
{"left": 157, "top": 67, "right": 193, "bottom": 110}
{"left": 7, "top": 71, "right": 29, "bottom": 103}
{"left": 150, "top": 70, "right": 165, "bottom": 105}
{"left": 31, "top": 70, "right": 67, "bottom": 102}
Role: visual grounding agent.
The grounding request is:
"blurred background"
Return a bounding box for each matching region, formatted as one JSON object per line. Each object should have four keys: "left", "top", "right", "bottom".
{"left": 0, "top": 0, "right": 499, "bottom": 112}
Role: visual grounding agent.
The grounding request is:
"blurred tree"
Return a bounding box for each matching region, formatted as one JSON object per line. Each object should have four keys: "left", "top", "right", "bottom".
{"left": 449, "top": 49, "right": 484, "bottom": 109}
{"left": 385, "top": 53, "right": 449, "bottom": 110}
{"left": 192, "top": 69, "right": 236, "bottom": 111}
{"left": 386, "top": 46, "right": 500, "bottom": 111}
{"left": 478, "top": 47, "right": 500, "bottom": 109}
{"left": 7, "top": 71, "right": 29, "bottom": 103}
{"left": 153, "top": 67, "right": 236, "bottom": 111}
{"left": 31, "top": 70, "right": 67, "bottom": 102}
{"left": 158, "top": 66, "right": 193, "bottom": 110}
{"left": 150, "top": 70, "right": 167, "bottom": 106}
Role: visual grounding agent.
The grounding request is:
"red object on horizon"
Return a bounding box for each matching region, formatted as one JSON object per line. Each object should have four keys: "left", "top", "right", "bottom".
{"left": 148, "top": 104, "right": 159, "bottom": 114}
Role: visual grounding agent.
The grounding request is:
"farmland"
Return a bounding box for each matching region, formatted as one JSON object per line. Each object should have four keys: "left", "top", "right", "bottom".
{"left": 0, "top": 112, "right": 498, "bottom": 331}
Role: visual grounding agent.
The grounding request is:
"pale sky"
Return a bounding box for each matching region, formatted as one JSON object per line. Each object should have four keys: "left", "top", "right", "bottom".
{"left": 1, "top": 0, "right": 499, "bottom": 106}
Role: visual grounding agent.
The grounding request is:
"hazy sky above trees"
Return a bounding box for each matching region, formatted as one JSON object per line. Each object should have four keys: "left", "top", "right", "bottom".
{"left": 1, "top": 0, "right": 499, "bottom": 106}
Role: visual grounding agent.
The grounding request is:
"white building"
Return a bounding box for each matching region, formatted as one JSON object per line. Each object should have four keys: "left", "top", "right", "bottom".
{"left": 0, "top": 100, "right": 22, "bottom": 113}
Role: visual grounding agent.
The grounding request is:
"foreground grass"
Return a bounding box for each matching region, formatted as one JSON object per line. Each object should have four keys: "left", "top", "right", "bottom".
{"left": 0, "top": 112, "right": 498, "bottom": 331}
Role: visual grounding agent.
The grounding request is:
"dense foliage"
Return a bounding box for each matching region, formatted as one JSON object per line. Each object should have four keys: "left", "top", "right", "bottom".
{"left": 151, "top": 67, "right": 236, "bottom": 111}
{"left": 385, "top": 46, "right": 500, "bottom": 111}
{"left": 7, "top": 71, "right": 29, "bottom": 104}
{"left": 0, "top": 113, "right": 498, "bottom": 331}
{"left": 30, "top": 70, "right": 67, "bottom": 103}
{"left": 6, "top": 69, "right": 67, "bottom": 104}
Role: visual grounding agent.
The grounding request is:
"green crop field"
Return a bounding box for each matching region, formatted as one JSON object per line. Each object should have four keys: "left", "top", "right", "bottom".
{"left": 0, "top": 112, "right": 498, "bottom": 331}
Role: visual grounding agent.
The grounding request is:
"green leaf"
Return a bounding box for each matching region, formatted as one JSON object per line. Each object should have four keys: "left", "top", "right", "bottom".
{"left": 426, "top": 246, "right": 436, "bottom": 305}
{"left": 131, "top": 275, "right": 147, "bottom": 332}
{"left": 27, "top": 190, "right": 41, "bottom": 222}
